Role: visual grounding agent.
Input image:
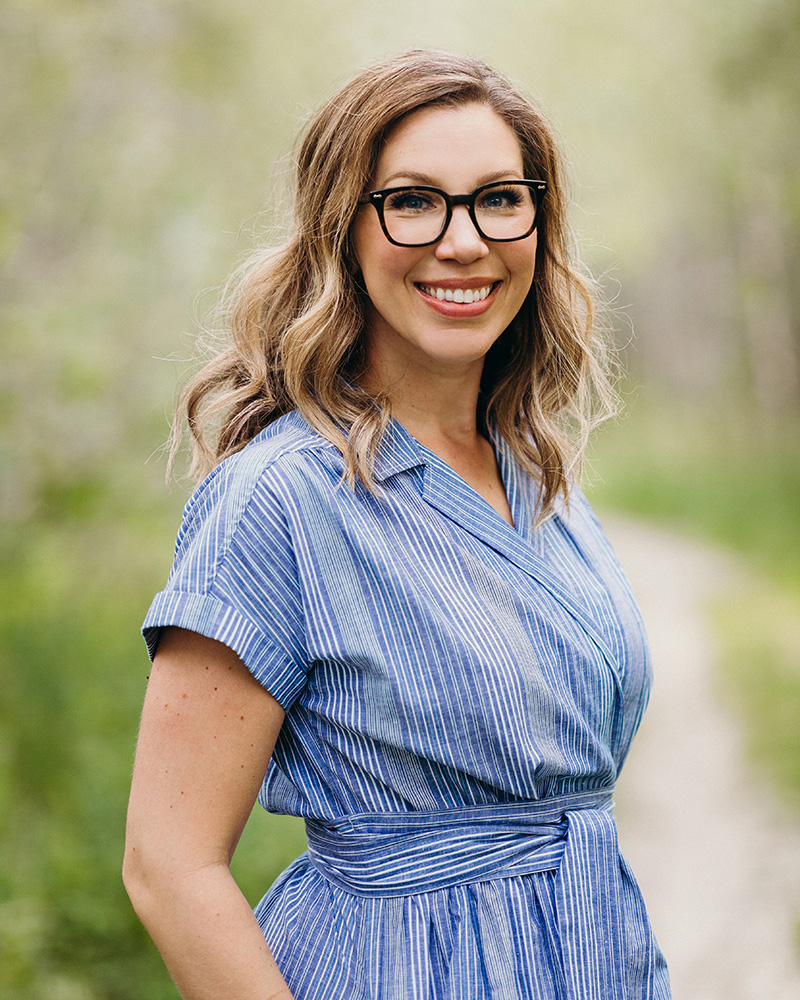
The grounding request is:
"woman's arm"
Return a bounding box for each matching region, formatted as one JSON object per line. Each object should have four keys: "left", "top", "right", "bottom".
{"left": 123, "top": 627, "right": 295, "bottom": 1000}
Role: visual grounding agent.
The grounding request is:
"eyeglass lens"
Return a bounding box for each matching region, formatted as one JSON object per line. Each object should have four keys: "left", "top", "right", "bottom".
{"left": 382, "top": 182, "right": 537, "bottom": 245}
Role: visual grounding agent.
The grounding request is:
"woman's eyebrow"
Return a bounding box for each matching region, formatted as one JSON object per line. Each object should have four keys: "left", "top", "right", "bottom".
{"left": 378, "top": 170, "right": 438, "bottom": 186}
{"left": 377, "top": 168, "right": 525, "bottom": 188}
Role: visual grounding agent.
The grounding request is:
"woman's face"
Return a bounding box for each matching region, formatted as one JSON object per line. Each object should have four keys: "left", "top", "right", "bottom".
{"left": 351, "top": 102, "right": 537, "bottom": 384}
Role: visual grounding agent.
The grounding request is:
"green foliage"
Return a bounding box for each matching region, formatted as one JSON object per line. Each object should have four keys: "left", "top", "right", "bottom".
{"left": 0, "top": 522, "right": 170, "bottom": 997}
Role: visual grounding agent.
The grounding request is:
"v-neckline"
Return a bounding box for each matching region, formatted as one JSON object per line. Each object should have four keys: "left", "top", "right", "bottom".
{"left": 412, "top": 433, "right": 520, "bottom": 534}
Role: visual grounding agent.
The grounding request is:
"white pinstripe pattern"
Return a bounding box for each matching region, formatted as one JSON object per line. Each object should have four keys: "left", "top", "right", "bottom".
{"left": 143, "top": 411, "right": 670, "bottom": 998}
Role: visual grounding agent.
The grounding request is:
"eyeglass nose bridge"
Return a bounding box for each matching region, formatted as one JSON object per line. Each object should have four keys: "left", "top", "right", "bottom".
{"left": 448, "top": 193, "right": 475, "bottom": 209}
{"left": 438, "top": 193, "right": 482, "bottom": 242}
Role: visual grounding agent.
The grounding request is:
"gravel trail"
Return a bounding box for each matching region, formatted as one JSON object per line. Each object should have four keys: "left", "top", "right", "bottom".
{"left": 605, "top": 516, "right": 800, "bottom": 999}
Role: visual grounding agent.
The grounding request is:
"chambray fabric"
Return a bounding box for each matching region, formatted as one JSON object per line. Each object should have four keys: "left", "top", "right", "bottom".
{"left": 142, "top": 410, "right": 671, "bottom": 999}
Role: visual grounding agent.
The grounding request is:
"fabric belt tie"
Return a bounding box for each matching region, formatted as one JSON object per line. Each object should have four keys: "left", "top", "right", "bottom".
{"left": 305, "top": 787, "right": 628, "bottom": 1000}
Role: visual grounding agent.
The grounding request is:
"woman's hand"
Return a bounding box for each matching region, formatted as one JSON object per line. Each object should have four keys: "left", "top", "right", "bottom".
{"left": 123, "top": 627, "right": 295, "bottom": 999}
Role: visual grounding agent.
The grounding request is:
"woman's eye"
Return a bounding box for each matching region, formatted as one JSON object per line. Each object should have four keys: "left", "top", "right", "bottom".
{"left": 479, "top": 187, "right": 525, "bottom": 211}
{"left": 385, "top": 190, "right": 437, "bottom": 213}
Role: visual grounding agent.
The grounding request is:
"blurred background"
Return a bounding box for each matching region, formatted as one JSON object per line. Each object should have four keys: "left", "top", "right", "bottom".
{"left": 1, "top": 1, "right": 798, "bottom": 997}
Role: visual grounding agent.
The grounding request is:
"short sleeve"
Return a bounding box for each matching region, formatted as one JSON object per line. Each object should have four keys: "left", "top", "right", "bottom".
{"left": 142, "top": 453, "right": 309, "bottom": 708}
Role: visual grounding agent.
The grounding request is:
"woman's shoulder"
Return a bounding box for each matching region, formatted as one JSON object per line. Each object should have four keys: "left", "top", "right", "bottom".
{"left": 198, "top": 411, "right": 333, "bottom": 495}
{"left": 179, "top": 412, "right": 338, "bottom": 541}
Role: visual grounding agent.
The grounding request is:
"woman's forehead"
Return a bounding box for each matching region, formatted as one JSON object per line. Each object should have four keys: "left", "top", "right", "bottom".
{"left": 372, "top": 104, "right": 525, "bottom": 189}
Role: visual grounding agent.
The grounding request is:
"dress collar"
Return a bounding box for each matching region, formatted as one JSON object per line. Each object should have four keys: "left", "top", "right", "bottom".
{"left": 372, "top": 416, "right": 539, "bottom": 538}
{"left": 371, "top": 418, "right": 428, "bottom": 483}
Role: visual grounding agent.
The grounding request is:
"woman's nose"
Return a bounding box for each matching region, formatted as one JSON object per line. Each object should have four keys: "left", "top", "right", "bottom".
{"left": 434, "top": 206, "right": 489, "bottom": 262}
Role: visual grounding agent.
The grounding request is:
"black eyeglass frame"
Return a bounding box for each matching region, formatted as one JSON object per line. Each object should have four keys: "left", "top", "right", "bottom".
{"left": 357, "top": 179, "right": 548, "bottom": 247}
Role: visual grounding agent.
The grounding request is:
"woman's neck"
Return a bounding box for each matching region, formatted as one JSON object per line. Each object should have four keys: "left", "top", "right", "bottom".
{"left": 361, "top": 359, "right": 486, "bottom": 450}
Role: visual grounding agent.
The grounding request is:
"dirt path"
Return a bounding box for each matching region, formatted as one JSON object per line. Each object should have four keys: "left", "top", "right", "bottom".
{"left": 604, "top": 516, "right": 800, "bottom": 999}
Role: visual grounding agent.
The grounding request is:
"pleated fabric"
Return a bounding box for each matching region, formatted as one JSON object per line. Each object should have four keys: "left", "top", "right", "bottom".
{"left": 143, "top": 410, "right": 671, "bottom": 998}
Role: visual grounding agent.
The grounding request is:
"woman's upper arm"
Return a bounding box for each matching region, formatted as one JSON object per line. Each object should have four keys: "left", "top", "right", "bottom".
{"left": 125, "top": 627, "right": 286, "bottom": 878}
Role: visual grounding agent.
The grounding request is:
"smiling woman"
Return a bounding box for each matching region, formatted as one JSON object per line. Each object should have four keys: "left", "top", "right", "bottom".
{"left": 351, "top": 104, "right": 538, "bottom": 387}
{"left": 124, "top": 49, "right": 671, "bottom": 1000}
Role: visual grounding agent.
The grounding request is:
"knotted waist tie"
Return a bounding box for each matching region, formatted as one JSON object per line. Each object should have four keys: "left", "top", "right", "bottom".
{"left": 305, "top": 787, "right": 629, "bottom": 999}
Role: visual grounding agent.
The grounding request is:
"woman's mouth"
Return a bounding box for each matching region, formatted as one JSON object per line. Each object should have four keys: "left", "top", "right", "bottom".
{"left": 415, "top": 281, "right": 501, "bottom": 317}
{"left": 417, "top": 282, "right": 496, "bottom": 304}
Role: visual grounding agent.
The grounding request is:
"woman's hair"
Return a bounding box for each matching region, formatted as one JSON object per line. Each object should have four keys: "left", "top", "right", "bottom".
{"left": 174, "top": 49, "right": 618, "bottom": 522}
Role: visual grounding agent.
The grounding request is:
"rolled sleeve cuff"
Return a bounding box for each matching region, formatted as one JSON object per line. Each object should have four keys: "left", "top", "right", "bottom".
{"left": 142, "top": 590, "right": 307, "bottom": 708}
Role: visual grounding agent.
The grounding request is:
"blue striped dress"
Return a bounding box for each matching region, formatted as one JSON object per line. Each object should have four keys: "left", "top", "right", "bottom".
{"left": 143, "top": 410, "right": 671, "bottom": 999}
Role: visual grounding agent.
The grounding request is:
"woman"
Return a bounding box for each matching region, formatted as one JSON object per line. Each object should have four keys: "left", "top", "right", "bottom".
{"left": 124, "top": 49, "right": 671, "bottom": 1000}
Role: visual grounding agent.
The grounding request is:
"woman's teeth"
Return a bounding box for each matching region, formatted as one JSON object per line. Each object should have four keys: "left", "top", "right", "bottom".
{"left": 419, "top": 284, "right": 493, "bottom": 304}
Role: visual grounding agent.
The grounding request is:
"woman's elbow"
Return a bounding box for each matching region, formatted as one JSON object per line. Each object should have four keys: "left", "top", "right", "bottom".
{"left": 122, "top": 836, "right": 156, "bottom": 917}
{"left": 122, "top": 828, "right": 230, "bottom": 922}
{"left": 121, "top": 831, "right": 180, "bottom": 923}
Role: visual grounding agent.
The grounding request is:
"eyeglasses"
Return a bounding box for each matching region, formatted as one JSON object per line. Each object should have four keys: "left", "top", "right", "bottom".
{"left": 358, "top": 179, "right": 547, "bottom": 247}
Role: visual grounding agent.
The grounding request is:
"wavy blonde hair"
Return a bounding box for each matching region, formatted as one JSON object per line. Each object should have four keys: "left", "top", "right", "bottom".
{"left": 174, "top": 49, "right": 617, "bottom": 521}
